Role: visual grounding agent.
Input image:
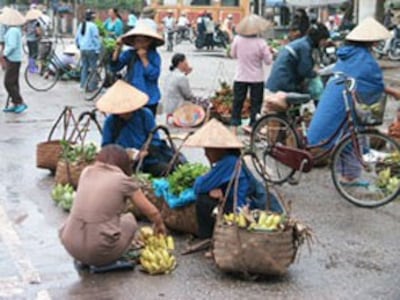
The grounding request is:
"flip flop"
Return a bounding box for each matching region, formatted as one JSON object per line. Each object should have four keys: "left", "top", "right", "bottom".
{"left": 89, "top": 259, "right": 135, "bottom": 274}
{"left": 340, "top": 180, "right": 370, "bottom": 188}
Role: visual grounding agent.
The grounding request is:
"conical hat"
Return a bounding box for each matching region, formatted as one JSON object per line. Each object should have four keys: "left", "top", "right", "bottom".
{"left": 172, "top": 103, "right": 205, "bottom": 128}
{"left": 235, "top": 14, "right": 271, "bottom": 36}
{"left": 25, "top": 9, "right": 42, "bottom": 21}
{"left": 346, "top": 17, "right": 391, "bottom": 42}
{"left": 121, "top": 23, "right": 164, "bottom": 47}
{"left": 96, "top": 80, "right": 149, "bottom": 114}
{"left": 0, "top": 7, "right": 25, "bottom": 26}
{"left": 184, "top": 118, "right": 244, "bottom": 148}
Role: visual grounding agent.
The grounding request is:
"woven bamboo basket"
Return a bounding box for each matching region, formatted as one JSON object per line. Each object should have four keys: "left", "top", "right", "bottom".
{"left": 55, "top": 160, "right": 91, "bottom": 188}
{"left": 161, "top": 201, "right": 198, "bottom": 235}
{"left": 125, "top": 178, "right": 163, "bottom": 219}
{"left": 213, "top": 218, "right": 297, "bottom": 276}
{"left": 36, "top": 140, "right": 64, "bottom": 172}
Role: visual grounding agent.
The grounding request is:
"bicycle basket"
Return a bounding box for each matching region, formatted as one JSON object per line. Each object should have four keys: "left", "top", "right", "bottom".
{"left": 353, "top": 93, "right": 387, "bottom": 126}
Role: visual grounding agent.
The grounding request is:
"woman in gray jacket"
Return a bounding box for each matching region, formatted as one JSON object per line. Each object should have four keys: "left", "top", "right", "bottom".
{"left": 163, "top": 53, "right": 195, "bottom": 115}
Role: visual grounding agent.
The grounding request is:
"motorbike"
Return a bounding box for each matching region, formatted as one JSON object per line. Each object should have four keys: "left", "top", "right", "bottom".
{"left": 175, "top": 25, "right": 193, "bottom": 44}
{"left": 195, "top": 24, "right": 229, "bottom": 50}
{"left": 373, "top": 27, "right": 400, "bottom": 60}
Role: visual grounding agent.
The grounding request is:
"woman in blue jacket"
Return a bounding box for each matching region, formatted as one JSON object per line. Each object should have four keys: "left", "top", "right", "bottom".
{"left": 111, "top": 24, "right": 163, "bottom": 116}
{"left": 75, "top": 9, "right": 101, "bottom": 91}
{"left": 185, "top": 119, "right": 283, "bottom": 239}
{"left": 308, "top": 18, "right": 400, "bottom": 185}
{"left": 98, "top": 80, "right": 174, "bottom": 177}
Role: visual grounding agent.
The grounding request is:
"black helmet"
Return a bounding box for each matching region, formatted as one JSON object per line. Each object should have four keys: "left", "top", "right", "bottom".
{"left": 85, "top": 9, "right": 95, "bottom": 21}
{"left": 308, "top": 23, "right": 330, "bottom": 47}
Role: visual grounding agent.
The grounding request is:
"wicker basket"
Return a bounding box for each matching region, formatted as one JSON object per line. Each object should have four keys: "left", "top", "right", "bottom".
{"left": 55, "top": 160, "right": 91, "bottom": 188}
{"left": 161, "top": 201, "right": 198, "bottom": 235}
{"left": 125, "top": 178, "right": 163, "bottom": 219}
{"left": 213, "top": 218, "right": 297, "bottom": 276}
{"left": 36, "top": 140, "right": 64, "bottom": 172}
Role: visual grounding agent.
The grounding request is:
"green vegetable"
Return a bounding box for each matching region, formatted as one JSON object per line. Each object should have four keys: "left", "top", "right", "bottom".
{"left": 51, "top": 183, "right": 75, "bottom": 211}
{"left": 167, "top": 163, "right": 209, "bottom": 195}
{"left": 95, "top": 19, "right": 107, "bottom": 37}
{"left": 60, "top": 141, "right": 98, "bottom": 163}
{"left": 103, "top": 37, "right": 117, "bottom": 54}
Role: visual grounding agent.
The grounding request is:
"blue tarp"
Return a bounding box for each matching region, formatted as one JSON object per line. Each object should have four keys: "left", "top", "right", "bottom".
{"left": 153, "top": 178, "right": 197, "bottom": 209}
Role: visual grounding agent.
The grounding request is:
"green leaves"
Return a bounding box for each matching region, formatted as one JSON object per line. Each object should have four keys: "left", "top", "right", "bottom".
{"left": 60, "top": 141, "right": 98, "bottom": 163}
{"left": 51, "top": 183, "right": 76, "bottom": 212}
{"left": 167, "top": 163, "right": 209, "bottom": 195}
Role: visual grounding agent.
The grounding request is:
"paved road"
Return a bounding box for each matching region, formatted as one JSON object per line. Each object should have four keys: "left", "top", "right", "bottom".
{"left": 0, "top": 42, "right": 399, "bottom": 299}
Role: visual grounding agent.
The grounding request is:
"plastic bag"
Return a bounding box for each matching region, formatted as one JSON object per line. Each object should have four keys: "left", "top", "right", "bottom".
{"left": 308, "top": 76, "right": 324, "bottom": 100}
{"left": 153, "top": 178, "right": 196, "bottom": 208}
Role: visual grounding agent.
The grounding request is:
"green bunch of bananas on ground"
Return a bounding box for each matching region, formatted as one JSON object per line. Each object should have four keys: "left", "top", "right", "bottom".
{"left": 138, "top": 227, "right": 176, "bottom": 275}
{"left": 377, "top": 167, "right": 400, "bottom": 195}
{"left": 223, "top": 210, "right": 286, "bottom": 231}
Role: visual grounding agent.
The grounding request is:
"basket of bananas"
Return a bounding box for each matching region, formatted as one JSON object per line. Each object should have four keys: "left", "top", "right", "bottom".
{"left": 136, "top": 227, "right": 177, "bottom": 275}
{"left": 213, "top": 204, "right": 311, "bottom": 276}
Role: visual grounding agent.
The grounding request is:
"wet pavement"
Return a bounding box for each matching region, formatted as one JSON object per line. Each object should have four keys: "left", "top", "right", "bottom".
{"left": 0, "top": 42, "right": 399, "bottom": 299}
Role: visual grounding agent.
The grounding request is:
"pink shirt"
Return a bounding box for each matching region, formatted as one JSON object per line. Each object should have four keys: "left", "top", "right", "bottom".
{"left": 230, "top": 35, "right": 272, "bottom": 83}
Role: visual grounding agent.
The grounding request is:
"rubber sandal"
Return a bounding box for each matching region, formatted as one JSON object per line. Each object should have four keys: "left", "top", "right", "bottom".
{"left": 14, "top": 104, "right": 28, "bottom": 114}
{"left": 3, "top": 106, "right": 16, "bottom": 113}
{"left": 89, "top": 259, "right": 135, "bottom": 274}
{"left": 73, "top": 260, "right": 90, "bottom": 272}
{"left": 340, "top": 180, "right": 369, "bottom": 188}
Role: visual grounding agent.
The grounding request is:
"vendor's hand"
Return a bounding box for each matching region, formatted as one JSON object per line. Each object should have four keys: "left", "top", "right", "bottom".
{"left": 116, "top": 37, "right": 123, "bottom": 48}
{"left": 137, "top": 48, "right": 148, "bottom": 59}
{"left": 392, "top": 90, "right": 400, "bottom": 100}
{"left": 153, "top": 221, "right": 167, "bottom": 235}
{"left": 209, "top": 188, "right": 224, "bottom": 200}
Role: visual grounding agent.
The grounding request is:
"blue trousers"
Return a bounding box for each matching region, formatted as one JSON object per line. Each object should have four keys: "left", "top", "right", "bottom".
{"left": 80, "top": 50, "right": 98, "bottom": 89}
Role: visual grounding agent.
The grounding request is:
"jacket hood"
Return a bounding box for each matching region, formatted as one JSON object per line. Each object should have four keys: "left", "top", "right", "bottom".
{"left": 337, "top": 45, "right": 369, "bottom": 61}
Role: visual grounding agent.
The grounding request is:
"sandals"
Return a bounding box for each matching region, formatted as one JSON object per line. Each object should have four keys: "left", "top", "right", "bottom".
{"left": 73, "top": 259, "right": 135, "bottom": 274}
{"left": 340, "top": 179, "right": 370, "bottom": 188}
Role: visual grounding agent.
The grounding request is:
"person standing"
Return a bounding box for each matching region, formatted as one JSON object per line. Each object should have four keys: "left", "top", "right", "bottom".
{"left": 204, "top": 13, "right": 215, "bottom": 50}
{"left": 25, "top": 9, "right": 42, "bottom": 73}
{"left": 162, "top": 9, "right": 175, "bottom": 52}
{"left": 75, "top": 9, "right": 101, "bottom": 91}
{"left": 137, "top": 7, "right": 158, "bottom": 32}
{"left": 230, "top": 14, "right": 273, "bottom": 134}
{"left": 127, "top": 10, "right": 137, "bottom": 29}
{"left": 1, "top": 8, "right": 27, "bottom": 113}
{"left": 111, "top": 24, "right": 164, "bottom": 116}
{"left": 104, "top": 8, "right": 124, "bottom": 38}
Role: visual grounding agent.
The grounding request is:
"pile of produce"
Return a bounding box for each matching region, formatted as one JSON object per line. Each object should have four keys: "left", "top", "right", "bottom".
{"left": 60, "top": 141, "right": 97, "bottom": 164}
{"left": 51, "top": 183, "right": 76, "bottom": 211}
{"left": 137, "top": 227, "right": 177, "bottom": 275}
{"left": 223, "top": 208, "right": 287, "bottom": 231}
{"left": 358, "top": 102, "right": 383, "bottom": 122}
{"left": 377, "top": 152, "right": 400, "bottom": 194}
{"left": 211, "top": 81, "right": 250, "bottom": 118}
{"left": 167, "top": 163, "right": 209, "bottom": 195}
{"left": 95, "top": 19, "right": 107, "bottom": 37}
{"left": 102, "top": 37, "right": 117, "bottom": 55}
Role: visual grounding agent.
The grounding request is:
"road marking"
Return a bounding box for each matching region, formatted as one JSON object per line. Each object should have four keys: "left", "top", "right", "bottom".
{"left": 0, "top": 204, "right": 51, "bottom": 299}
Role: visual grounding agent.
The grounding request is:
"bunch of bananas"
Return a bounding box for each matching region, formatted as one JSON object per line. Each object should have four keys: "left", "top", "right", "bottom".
{"left": 223, "top": 210, "right": 285, "bottom": 231}
{"left": 138, "top": 227, "right": 176, "bottom": 275}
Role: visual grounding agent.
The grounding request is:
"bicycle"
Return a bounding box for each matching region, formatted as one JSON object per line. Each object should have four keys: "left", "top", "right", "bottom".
{"left": 24, "top": 48, "right": 80, "bottom": 91}
{"left": 250, "top": 73, "right": 400, "bottom": 208}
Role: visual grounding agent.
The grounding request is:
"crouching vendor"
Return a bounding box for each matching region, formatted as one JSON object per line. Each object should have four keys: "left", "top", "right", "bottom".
{"left": 184, "top": 119, "right": 284, "bottom": 239}
{"left": 59, "top": 144, "right": 166, "bottom": 273}
{"left": 98, "top": 80, "right": 175, "bottom": 177}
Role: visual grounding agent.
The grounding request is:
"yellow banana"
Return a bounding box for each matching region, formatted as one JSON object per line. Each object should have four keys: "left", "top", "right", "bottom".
{"left": 166, "top": 236, "right": 175, "bottom": 250}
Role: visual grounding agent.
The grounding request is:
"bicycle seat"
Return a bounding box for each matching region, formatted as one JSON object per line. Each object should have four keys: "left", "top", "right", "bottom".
{"left": 285, "top": 93, "right": 311, "bottom": 105}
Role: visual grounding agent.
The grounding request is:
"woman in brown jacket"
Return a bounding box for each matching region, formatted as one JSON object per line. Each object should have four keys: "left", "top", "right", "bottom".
{"left": 59, "top": 144, "right": 166, "bottom": 272}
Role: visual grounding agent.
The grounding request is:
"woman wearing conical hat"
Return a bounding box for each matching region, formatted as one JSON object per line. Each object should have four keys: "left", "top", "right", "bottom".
{"left": 98, "top": 80, "right": 177, "bottom": 177}
{"left": 308, "top": 17, "right": 400, "bottom": 185}
{"left": 111, "top": 23, "right": 164, "bottom": 117}
{"left": 185, "top": 119, "right": 283, "bottom": 239}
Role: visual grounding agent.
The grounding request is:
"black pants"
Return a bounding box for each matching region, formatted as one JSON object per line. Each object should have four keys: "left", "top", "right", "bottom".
{"left": 231, "top": 81, "right": 264, "bottom": 127}
{"left": 4, "top": 60, "right": 23, "bottom": 105}
{"left": 205, "top": 33, "right": 214, "bottom": 50}
{"left": 27, "top": 40, "right": 38, "bottom": 59}
{"left": 196, "top": 194, "right": 219, "bottom": 239}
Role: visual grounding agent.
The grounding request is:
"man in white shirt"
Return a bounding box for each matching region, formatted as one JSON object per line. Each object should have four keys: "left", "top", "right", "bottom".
{"left": 162, "top": 10, "right": 176, "bottom": 51}
{"left": 176, "top": 12, "right": 190, "bottom": 42}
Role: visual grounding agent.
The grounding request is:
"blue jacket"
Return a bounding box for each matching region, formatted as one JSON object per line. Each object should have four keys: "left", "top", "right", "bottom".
{"left": 307, "top": 45, "right": 384, "bottom": 147}
{"left": 110, "top": 49, "right": 161, "bottom": 106}
{"left": 104, "top": 18, "right": 124, "bottom": 38}
{"left": 266, "top": 36, "right": 316, "bottom": 92}
{"left": 193, "top": 155, "right": 283, "bottom": 212}
{"left": 75, "top": 21, "right": 101, "bottom": 52}
{"left": 102, "top": 108, "right": 161, "bottom": 149}
{"left": 4, "top": 27, "right": 22, "bottom": 62}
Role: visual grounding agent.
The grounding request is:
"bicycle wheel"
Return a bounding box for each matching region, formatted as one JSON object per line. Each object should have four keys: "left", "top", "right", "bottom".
{"left": 84, "top": 65, "right": 106, "bottom": 101}
{"left": 331, "top": 130, "right": 400, "bottom": 208}
{"left": 250, "top": 114, "right": 300, "bottom": 184}
{"left": 24, "top": 60, "right": 60, "bottom": 91}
